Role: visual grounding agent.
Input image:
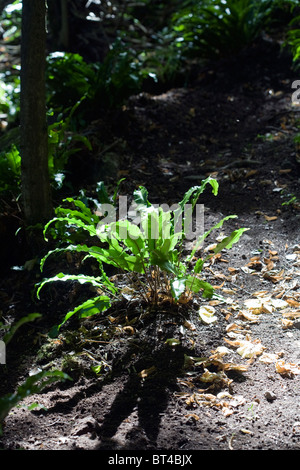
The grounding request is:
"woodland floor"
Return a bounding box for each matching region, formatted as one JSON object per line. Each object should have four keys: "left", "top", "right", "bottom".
{"left": 0, "top": 37, "right": 300, "bottom": 454}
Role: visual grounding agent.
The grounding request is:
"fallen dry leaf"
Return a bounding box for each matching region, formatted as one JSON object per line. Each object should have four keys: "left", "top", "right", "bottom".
{"left": 199, "top": 305, "right": 218, "bottom": 324}
{"left": 185, "top": 413, "right": 199, "bottom": 421}
{"left": 221, "top": 362, "right": 249, "bottom": 372}
{"left": 243, "top": 298, "right": 272, "bottom": 314}
{"left": 264, "top": 214, "right": 278, "bottom": 221}
{"left": 122, "top": 326, "right": 135, "bottom": 335}
{"left": 286, "top": 299, "right": 300, "bottom": 308}
{"left": 226, "top": 322, "right": 245, "bottom": 333}
{"left": 271, "top": 298, "right": 290, "bottom": 309}
{"left": 208, "top": 355, "right": 249, "bottom": 372}
{"left": 212, "top": 283, "right": 225, "bottom": 290}
{"left": 263, "top": 259, "right": 275, "bottom": 271}
{"left": 282, "top": 310, "right": 300, "bottom": 319}
{"left": 222, "top": 288, "right": 237, "bottom": 295}
{"left": 246, "top": 257, "right": 263, "bottom": 270}
{"left": 138, "top": 365, "right": 157, "bottom": 378}
{"left": 240, "top": 429, "right": 253, "bottom": 435}
{"left": 281, "top": 318, "right": 294, "bottom": 329}
{"left": 178, "top": 380, "right": 195, "bottom": 389}
{"left": 222, "top": 406, "right": 233, "bottom": 417}
{"left": 209, "top": 299, "right": 224, "bottom": 306}
{"left": 275, "top": 360, "right": 300, "bottom": 377}
{"left": 236, "top": 339, "right": 265, "bottom": 359}
{"left": 263, "top": 269, "right": 285, "bottom": 283}
{"left": 183, "top": 320, "right": 196, "bottom": 330}
{"left": 243, "top": 297, "right": 288, "bottom": 314}
{"left": 210, "top": 346, "right": 232, "bottom": 358}
{"left": 205, "top": 243, "right": 218, "bottom": 252}
{"left": 259, "top": 352, "right": 281, "bottom": 364}
{"left": 245, "top": 169, "right": 258, "bottom": 178}
{"left": 178, "top": 390, "right": 245, "bottom": 417}
{"left": 183, "top": 392, "right": 216, "bottom": 407}
{"left": 200, "top": 369, "right": 231, "bottom": 385}
{"left": 228, "top": 267, "right": 239, "bottom": 274}
{"left": 237, "top": 309, "right": 260, "bottom": 323}
{"left": 224, "top": 336, "right": 265, "bottom": 359}
{"left": 269, "top": 250, "right": 278, "bottom": 256}
{"left": 252, "top": 290, "right": 270, "bottom": 297}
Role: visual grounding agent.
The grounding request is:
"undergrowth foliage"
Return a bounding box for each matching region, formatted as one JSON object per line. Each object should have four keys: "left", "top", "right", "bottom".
{"left": 0, "top": 312, "right": 71, "bottom": 436}
{"left": 36, "top": 177, "right": 248, "bottom": 336}
{"left": 171, "top": 0, "right": 299, "bottom": 60}
{"left": 0, "top": 370, "right": 71, "bottom": 436}
{"left": 46, "top": 42, "right": 146, "bottom": 114}
{"left": 286, "top": 13, "right": 300, "bottom": 66}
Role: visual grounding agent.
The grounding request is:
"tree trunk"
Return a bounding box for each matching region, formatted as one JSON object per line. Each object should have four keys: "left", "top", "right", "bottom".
{"left": 20, "top": 0, "right": 52, "bottom": 226}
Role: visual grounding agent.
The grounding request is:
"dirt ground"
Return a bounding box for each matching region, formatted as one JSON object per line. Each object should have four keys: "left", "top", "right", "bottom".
{"left": 0, "top": 37, "right": 300, "bottom": 453}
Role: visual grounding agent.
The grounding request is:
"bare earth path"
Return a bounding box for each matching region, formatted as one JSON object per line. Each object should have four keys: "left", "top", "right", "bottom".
{"left": 0, "top": 38, "right": 300, "bottom": 453}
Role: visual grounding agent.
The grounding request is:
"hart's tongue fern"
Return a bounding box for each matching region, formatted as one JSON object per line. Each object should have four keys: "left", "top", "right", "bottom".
{"left": 37, "top": 178, "right": 248, "bottom": 335}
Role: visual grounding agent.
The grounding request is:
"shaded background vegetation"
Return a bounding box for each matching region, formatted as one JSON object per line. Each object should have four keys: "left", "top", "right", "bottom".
{"left": 0, "top": 0, "right": 299, "bottom": 199}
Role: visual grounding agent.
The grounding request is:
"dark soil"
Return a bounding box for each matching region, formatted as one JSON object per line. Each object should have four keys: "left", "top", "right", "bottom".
{"left": 0, "top": 37, "right": 300, "bottom": 454}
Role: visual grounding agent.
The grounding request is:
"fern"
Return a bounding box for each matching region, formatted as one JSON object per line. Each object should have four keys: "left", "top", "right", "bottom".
{"left": 37, "top": 178, "right": 248, "bottom": 334}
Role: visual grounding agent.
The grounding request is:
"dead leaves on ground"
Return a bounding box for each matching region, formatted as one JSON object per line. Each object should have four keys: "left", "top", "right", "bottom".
{"left": 275, "top": 360, "right": 300, "bottom": 377}
{"left": 205, "top": 239, "right": 300, "bottom": 330}
{"left": 180, "top": 391, "right": 246, "bottom": 418}
{"left": 177, "top": 241, "right": 300, "bottom": 417}
{"left": 177, "top": 350, "right": 249, "bottom": 417}
{"left": 224, "top": 335, "right": 265, "bottom": 359}
{"left": 243, "top": 247, "right": 286, "bottom": 283}
{"left": 223, "top": 292, "right": 300, "bottom": 376}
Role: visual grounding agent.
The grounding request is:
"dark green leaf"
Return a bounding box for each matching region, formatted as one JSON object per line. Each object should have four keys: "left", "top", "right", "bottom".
{"left": 212, "top": 228, "right": 249, "bottom": 254}
{"left": 133, "top": 186, "right": 151, "bottom": 207}
{"left": 186, "top": 276, "right": 214, "bottom": 298}
{"left": 0, "top": 370, "right": 71, "bottom": 433}
{"left": 3, "top": 313, "right": 42, "bottom": 345}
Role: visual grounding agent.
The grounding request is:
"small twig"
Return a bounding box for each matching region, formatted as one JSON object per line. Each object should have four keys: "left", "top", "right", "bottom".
{"left": 79, "top": 339, "right": 111, "bottom": 346}
{"left": 98, "top": 138, "right": 122, "bottom": 157}
{"left": 228, "top": 433, "right": 235, "bottom": 450}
